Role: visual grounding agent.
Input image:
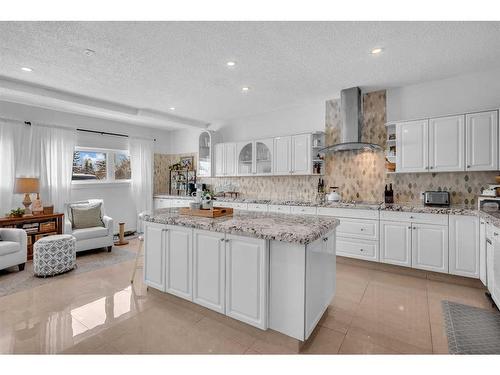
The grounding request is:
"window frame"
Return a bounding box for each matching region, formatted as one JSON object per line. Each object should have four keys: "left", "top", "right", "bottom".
{"left": 71, "top": 146, "right": 131, "bottom": 187}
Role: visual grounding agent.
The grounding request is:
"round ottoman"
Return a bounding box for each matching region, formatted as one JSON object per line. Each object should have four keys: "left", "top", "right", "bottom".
{"left": 33, "top": 234, "right": 76, "bottom": 277}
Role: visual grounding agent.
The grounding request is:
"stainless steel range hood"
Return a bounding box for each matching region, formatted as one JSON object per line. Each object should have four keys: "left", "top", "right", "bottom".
{"left": 320, "top": 87, "right": 383, "bottom": 153}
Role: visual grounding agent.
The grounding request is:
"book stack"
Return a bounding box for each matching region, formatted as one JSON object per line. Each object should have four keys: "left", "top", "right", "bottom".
{"left": 23, "top": 223, "right": 39, "bottom": 234}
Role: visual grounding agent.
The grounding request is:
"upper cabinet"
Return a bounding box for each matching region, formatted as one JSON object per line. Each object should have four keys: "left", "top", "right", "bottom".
{"left": 429, "top": 115, "right": 465, "bottom": 172}
{"left": 393, "top": 109, "right": 499, "bottom": 174}
{"left": 396, "top": 120, "right": 428, "bottom": 173}
{"left": 198, "top": 131, "right": 213, "bottom": 177}
{"left": 215, "top": 132, "right": 322, "bottom": 177}
{"left": 466, "top": 111, "right": 498, "bottom": 171}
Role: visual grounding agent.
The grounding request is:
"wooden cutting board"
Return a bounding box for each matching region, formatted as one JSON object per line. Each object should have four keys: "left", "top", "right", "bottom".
{"left": 178, "top": 207, "right": 234, "bottom": 218}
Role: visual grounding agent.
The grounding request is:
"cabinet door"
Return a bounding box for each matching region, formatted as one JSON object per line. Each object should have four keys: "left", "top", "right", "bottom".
{"left": 192, "top": 230, "right": 225, "bottom": 314}
{"left": 224, "top": 143, "right": 237, "bottom": 176}
{"left": 237, "top": 141, "right": 254, "bottom": 176}
{"left": 449, "top": 215, "right": 479, "bottom": 278}
{"left": 198, "top": 131, "right": 212, "bottom": 177}
{"left": 487, "top": 233, "right": 495, "bottom": 292}
{"left": 479, "top": 220, "right": 487, "bottom": 286}
{"left": 215, "top": 143, "right": 225, "bottom": 176}
{"left": 380, "top": 220, "right": 412, "bottom": 267}
{"left": 466, "top": 111, "right": 498, "bottom": 171}
{"left": 428, "top": 115, "right": 465, "bottom": 172}
{"left": 273, "top": 136, "right": 291, "bottom": 175}
{"left": 396, "top": 120, "right": 428, "bottom": 173}
{"left": 165, "top": 226, "right": 193, "bottom": 301}
{"left": 493, "top": 235, "right": 500, "bottom": 307}
{"left": 255, "top": 138, "right": 273, "bottom": 175}
{"left": 225, "top": 235, "right": 268, "bottom": 329}
{"left": 411, "top": 224, "right": 449, "bottom": 273}
{"left": 144, "top": 223, "right": 166, "bottom": 291}
{"left": 291, "top": 134, "right": 311, "bottom": 174}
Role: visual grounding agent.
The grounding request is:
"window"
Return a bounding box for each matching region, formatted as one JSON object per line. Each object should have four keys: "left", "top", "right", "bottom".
{"left": 72, "top": 147, "right": 131, "bottom": 183}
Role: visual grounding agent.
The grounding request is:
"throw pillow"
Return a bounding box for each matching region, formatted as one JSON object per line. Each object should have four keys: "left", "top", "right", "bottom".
{"left": 71, "top": 203, "right": 105, "bottom": 229}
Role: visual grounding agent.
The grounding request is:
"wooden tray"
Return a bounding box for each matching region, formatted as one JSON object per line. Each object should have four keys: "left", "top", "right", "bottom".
{"left": 179, "top": 207, "right": 234, "bottom": 218}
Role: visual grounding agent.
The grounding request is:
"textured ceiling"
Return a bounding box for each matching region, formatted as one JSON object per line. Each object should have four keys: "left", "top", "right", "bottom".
{"left": 1, "top": 21, "right": 500, "bottom": 124}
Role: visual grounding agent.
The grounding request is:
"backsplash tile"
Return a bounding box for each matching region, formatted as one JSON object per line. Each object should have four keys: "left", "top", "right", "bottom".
{"left": 154, "top": 90, "right": 499, "bottom": 206}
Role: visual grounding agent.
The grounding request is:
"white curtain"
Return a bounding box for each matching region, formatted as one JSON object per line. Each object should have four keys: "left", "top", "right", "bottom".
{"left": 34, "top": 125, "right": 76, "bottom": 213}
{"left": 0, "top": 120, "right": 21, "bottom": 215}
{"left": 130, "top": 137, "right": 154, "bottom": 231}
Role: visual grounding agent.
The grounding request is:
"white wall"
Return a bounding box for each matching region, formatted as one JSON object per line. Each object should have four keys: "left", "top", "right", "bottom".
{"left": 212, "top": 100, "right": 326, "bottom": 142}
{"left": 387, "top": 67, "right": 500, "bottom": 122}
{"left": 1, "top": 101, "right": 174, "bottom": 233}
{"left": 167, "top": 128, "right": 203, "bottom": 154}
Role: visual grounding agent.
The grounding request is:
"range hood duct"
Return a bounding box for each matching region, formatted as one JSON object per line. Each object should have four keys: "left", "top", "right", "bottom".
{"left": 320, "top": 87, "right": 383, "bottom": 153}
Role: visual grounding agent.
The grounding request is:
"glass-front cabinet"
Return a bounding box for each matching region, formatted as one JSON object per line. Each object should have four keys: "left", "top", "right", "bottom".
{"left": 236, "top": 138, "right": 273, "bottom": 176}
{"left": 198, "top": 131, "right": 212, "bottom": 177}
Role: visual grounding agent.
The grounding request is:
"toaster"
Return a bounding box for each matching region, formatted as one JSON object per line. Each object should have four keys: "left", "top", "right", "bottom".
{"left": 423, "top": 191, "right": 450, "bottom": 206}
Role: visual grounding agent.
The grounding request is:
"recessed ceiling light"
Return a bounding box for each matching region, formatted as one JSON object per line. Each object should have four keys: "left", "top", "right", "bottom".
{"left": 21, "top": 67, "right": 33, "bottom": 72}
{"left": 84, "top": 49, "right": 96, "bottom": 56}
{"left": 226, "top": 61, "right": 236, "bottom": 67}
{"left": 169, "top": 107, "right": 175, "bottom": 111}
{"left": 241, "top": 86, "right": 250, "bottom": 92}
{"left": 370, "top": 47, "right": 383, "bottom": 55}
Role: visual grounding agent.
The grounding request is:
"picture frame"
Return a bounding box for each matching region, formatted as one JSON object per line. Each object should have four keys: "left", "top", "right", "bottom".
{"left": 179, "top": 156, "right": 194, "bottom": 170}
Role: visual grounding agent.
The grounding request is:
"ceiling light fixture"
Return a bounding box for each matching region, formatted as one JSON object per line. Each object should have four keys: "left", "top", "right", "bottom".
{"left": 241, "top": 86, "right": 250, "bottom": 92}
{"left": 226, "top": 61, "right": 236, "bottom": 67}
{"left": 84, "top": 49, "right": 96, "bottom": 56}
{"left": 370, "top": 47, "right": 383, "bottom": 55}
{"left": 21, "top": 67, "right": 33, "bottom": 72}
{"left": 169, "top": 107, "right": 175, "bottom": 111}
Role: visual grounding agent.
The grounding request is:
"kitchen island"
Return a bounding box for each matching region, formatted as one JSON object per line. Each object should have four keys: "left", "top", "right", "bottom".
{"left": 143, "top": 209, "right": 339, "bottom": 341}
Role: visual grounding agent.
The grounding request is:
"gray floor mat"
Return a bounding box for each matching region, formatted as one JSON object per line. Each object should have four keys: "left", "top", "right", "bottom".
{"left": 442, "top": 300, "right": 500, "bottom": 354}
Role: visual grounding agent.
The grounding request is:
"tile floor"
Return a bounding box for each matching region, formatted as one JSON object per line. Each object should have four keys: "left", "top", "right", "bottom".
{"left": 0, "top": 239, "right": 496, "bottom": 354}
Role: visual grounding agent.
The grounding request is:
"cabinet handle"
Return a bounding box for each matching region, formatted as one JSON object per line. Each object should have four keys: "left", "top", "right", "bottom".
{"left": 408, "top": 226, "right": 411, "bottom": 229}
{"left": 323, "top": 237, "right": 328, "bottom": 242}
{"left": 429, "top": 166, "right": 434, "bottom": 169}
{"left": 487, "top": 239, "right": 492, "bottom": 245}
{"left": 467, "top": 165, "right": 471, "bottom": 168}
{"left": 413, "top": 227, "right": 416, "bottom": 230}
{"left": 409, "top": 216, "right": 414, "bottom": 219}
{"left": 360, "top": 228, "right": 364, "bottom": 231}
{"left": 220, "top": 238, "right": 225, "bottom": 242}
{"left": 495, "top": 233, "right": 498, "bottom": 237}
{"left": 225, "top": 239, "right": 230, "bottom": 243}
{"left": 360, "top": 248, "right": 364, "bottom": 252}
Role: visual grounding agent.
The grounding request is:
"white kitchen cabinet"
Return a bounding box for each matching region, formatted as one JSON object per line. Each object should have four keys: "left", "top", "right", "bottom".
{"left": 144, "top": 223, "right": 166, "bottom": 291}
{"left": 165, "top": 226, "right": 193, "bottom": 301}
{"left": 255, "top": 139, "right": 274, "bottom": 175}
{"left": 380, "top": 220, "right": 412, "bottom": 267}
{"left": 336, "top": 237, "right": 378, "bottom": 262}
{"left": 411, "top": 223, "right": 449, "bottom": 273}
{"left": 224, "top": 143, "right": 237, "bottom": 176}
{"left": 268, "top": 204, "right": 292, "bottom": 214}
{"left": 237, "top": 141, "right": 253, "bottom": 176}
{"left": 479, "top": 219, "right": 487, "bottom": 286}
{"left": 225, "top": 234, "right": 268, "bottom": 329}
{"left": 487, "top": 225, "right": 496, "bottom": 292}
{"left": 291, "top": 133, "right": 311, "bottom": 175}
{"left": 198, "top": 130, "right": 214, "bottom": 177}
{"left": 428, "top": 115, "right": 465, "bottom": 172}
{"left": 449, "top": 215, "right": 479, "bottom": 278}
{"left": 215, "top": 143, "right": 225, "bottom": 176}
{"left": 273, "top": 136, "right": 291, "bottom": 175}
{"left": 396, "top": 119, "right": 429, "bottom": 173}
{"left": 153, "top": 198, "right": 171, "bottom": 210}
{"left": 192, "top": 229, "right": 225, "bottom": 314}
{"left": 493, "top": 231, "right": 500, "bottom": 307}
{"left": 465, "top": 110, "right": 498, "bottom": 171}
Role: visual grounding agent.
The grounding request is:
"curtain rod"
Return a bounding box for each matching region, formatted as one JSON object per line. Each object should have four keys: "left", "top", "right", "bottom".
{"left": 76, "top": 128, "right": 156, "bottom": 142}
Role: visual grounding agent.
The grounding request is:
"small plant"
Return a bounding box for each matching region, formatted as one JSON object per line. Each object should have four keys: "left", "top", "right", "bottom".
{"left": 9, "top": 208, "right": 25, "bottom": 217}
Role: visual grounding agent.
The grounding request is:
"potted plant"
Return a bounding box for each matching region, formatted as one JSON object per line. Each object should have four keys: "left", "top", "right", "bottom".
{"left": 8, "top": 208, "right": 25, "bottom": 218}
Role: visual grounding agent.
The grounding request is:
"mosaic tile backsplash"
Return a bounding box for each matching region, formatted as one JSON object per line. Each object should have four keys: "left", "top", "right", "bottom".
{"left": 154, "top": 90, "right": 499, "bottom": 206}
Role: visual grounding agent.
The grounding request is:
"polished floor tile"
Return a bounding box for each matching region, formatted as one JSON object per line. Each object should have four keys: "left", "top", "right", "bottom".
{"left": 0, "top": 239, "right": 493, "bottom": 354}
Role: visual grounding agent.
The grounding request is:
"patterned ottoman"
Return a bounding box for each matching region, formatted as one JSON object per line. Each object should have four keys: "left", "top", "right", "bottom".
{"left": 33, "top": 234, "right": 76, "bottom": 277}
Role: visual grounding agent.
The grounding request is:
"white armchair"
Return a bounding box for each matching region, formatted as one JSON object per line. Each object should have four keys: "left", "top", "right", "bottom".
{"left": 64, "top": 199, "right": 114, "bottom": 253}
{"left": 0, "top": 228, "right": 27, "bottom": 272}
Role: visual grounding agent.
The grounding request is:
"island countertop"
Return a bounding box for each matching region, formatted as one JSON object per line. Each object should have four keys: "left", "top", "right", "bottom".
{"left": 143, "top": 208, "right": 339, "bottom": 244}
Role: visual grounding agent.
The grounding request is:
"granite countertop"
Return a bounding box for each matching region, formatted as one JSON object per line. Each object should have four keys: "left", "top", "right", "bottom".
{"left": 478, "top": 210, "right": 500, "bottom": 228}
{"left": 143, "top": 208, "right": 339, "bottom": 245}
{"left": 380, "top": 203, "right": 477, "bottom": 216}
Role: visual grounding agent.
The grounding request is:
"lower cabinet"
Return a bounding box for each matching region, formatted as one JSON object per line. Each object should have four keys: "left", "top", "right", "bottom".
{"left": 449, "top": 215, "right": 479, "bottom": 278}
{"left": 412, "top": 223, "right": 448, "bottom": 273}
{"left": 165, "top": 226, "right": 193, "bottom": 301}
{"left": 192, "top": 230, "right": 226, "bottom": 314}
{"left": 479, "top": 219, "right": 487, "bottom": 286}
{"left": 380, "top": 221, "right": 412, "bottom": 267}
{"left": 144, "top": 223, "right": 166, "bottom": 291}
{"left": 225, "top": 234, "right": 268, "bottom": 329}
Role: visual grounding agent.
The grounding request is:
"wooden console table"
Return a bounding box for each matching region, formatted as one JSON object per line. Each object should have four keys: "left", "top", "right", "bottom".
{"left": 0, "top": 213, "right": 64, "bottom": 260}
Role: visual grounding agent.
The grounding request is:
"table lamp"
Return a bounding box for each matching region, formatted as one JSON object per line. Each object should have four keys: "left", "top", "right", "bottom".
{"left": 14, "top": 177, "right": 40, "bottom": 216}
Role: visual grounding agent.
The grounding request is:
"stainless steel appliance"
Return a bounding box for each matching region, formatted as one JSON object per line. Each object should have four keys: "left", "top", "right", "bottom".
{"left": 423, "top": 191, "right": 450, "bottom": 206}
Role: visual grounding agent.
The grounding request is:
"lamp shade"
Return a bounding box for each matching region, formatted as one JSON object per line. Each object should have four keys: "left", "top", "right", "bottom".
{"left": 14, "top": 178, "right": 40, "bottom": 194}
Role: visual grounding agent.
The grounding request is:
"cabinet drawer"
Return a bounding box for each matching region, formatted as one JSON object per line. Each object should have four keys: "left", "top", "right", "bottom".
{"left": 247, "top": 203, "right": 268, "bottom": 212}
{"left": 337, "top": 237, "right": 378, "bottom": 261}
{"left": 170, "top": 199, "right": 191, "bottom": 207}
{"left": 268, "top": 205, "right": 292, "bottom": 214}
{"left": 290, "top": 206, "right": 317, "bottom": 215}
{"left": 380, "top": 210, "right": 448, "bottom": 225}
{"left": 336, "top": 218, "right": 378, "bottom": 241}
{"left": 317, "top": 207, "right": 379, "bottom": 220}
